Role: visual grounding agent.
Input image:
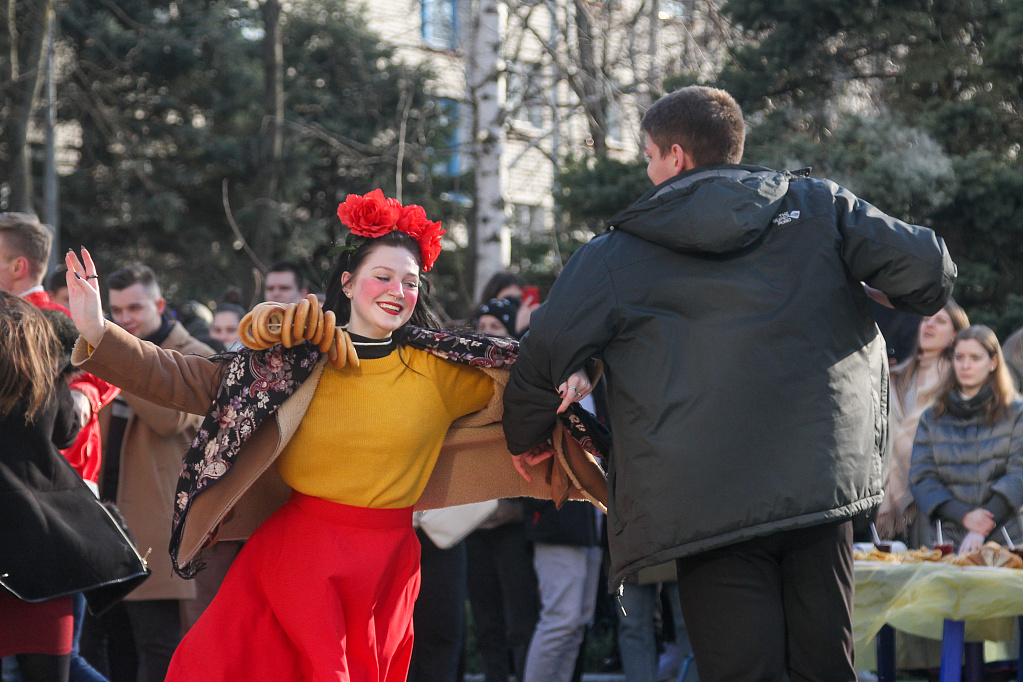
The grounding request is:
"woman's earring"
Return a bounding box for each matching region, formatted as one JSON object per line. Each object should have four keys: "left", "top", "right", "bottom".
{"left": 344, "top": 290, "right": 352, "bottom": 298}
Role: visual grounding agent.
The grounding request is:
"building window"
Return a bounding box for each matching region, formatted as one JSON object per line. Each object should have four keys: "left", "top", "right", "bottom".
{"left": 510, "top": 203, "right": 546, "bottom": 242}
{"left": 432, "top": 98, "right": 463, "bottom": 177}
{"left": 422, "top": 0, "right": 457, "bottom": 50}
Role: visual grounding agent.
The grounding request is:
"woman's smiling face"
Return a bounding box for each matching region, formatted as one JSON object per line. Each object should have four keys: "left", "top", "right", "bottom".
{"left": 341, "top": 245, "right": 420, "bottom": 339}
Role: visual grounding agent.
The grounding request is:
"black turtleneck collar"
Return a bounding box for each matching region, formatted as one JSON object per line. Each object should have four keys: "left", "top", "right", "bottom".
{"left": 947, "top": 383, "right": 995, "bottom": 420}
{"left": 144, "top": 314, "right": 175, "bottom": 347}
{"left": 346, "top": 330, "right": 397, "bottom": 360}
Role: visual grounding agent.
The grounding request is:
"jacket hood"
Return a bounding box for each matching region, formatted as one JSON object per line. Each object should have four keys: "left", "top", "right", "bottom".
{"left": 609, "top": 165, "right": 793, "bottom": 255}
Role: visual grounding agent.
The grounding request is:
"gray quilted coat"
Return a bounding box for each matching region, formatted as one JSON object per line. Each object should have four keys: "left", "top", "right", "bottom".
{"left": 909, "top": 395, "right": 1023, "bottom": 546}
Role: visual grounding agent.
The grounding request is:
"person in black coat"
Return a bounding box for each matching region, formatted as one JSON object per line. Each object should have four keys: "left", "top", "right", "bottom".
{"left": 503, "top": 86, "right": 956, "bottom": 682}
{"left": 0, "top": 291, "right": 148, "bottom": 682}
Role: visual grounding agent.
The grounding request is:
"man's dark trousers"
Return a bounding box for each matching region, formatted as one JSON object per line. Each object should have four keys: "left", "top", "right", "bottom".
{"left": 675, "top": 520, "right": 855, "bottom": 682}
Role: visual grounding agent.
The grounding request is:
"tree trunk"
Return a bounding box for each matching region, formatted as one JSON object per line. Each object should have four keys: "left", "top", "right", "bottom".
{"left": 252, "top": 0, "right": 284, "bottom": 260}
{"left": 5, "top": 0, "right": 51, "bottom": 213}
{"left": 571, "top": 0, "right": 608, "bottom": 159}
{"left": 641, "top": 0, "right": 659, "bottom": 112}
{"left": 470, "top": 0, "right": 508, "bottom": 301}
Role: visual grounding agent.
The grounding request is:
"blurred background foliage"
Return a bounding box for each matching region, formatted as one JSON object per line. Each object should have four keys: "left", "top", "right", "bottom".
{"left": 2, "top": 0, "right": 1021, "bottom": 332}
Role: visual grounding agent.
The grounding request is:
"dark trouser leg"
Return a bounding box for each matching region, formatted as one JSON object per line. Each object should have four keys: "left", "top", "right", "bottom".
{"left": 79, "top": 602, "right": 135, "bottom": 682}
{"left": 492, "top": 524, "right": 538, "bottom": 681}
{"left": 125, "top": 600, "right": 181, "bottom": 682}
{"left": 14, "top": 655, "right": 70, "bottom": 682}
{"left": 407, "top": 530, "right": 467, "bottom": 682}
{"left": 467, "top": 530, "right": 511, "bottom": 682}
{"left": 779, "top": 521, "right": 855, "bottom": 682}
{"left": 675, "top": 521, "right": 855, "bottom": 682}
{"left": 675, "top": 536, "right": 788, "bottom": 682}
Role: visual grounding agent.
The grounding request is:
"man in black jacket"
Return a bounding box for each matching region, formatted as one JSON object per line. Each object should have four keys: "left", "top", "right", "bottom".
{"left": 502, "top": 86, "right": 957, "bottom": 681}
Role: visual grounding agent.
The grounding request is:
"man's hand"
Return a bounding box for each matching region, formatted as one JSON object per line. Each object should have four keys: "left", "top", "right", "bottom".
{"left": 70, "top": 389, "right": 92, "bottom": 431}
{"left": 962, "top": 508, "right": 996, "bottom": 536}
{"left": 959, "top": 531, "right": 986, "bottom": 555}
{"left": 512, "top": 442, "right": 555, "bottom": 483}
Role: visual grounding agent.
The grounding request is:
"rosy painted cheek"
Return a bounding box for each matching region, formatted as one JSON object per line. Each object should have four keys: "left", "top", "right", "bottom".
{"left": 404, "top": 289, "right": 419, "bottom": 312}
{"left": 360, "top": 279, "right": 393, "bottom": 299}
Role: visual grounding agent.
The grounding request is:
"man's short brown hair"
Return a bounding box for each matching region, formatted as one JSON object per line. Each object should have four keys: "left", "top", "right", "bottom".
{"left": 0, "top": 212, "right": 53, "bottom": 277}
{"left": 107, "top": 263, "right": 161, "bottom": 298}
{"left": 641, "top": 86, "right": 745, "bottom": 166}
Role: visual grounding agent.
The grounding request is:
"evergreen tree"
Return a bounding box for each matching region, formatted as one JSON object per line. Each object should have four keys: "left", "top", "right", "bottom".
{"left": 714, "top": 0, "right": 1023, "bottom": 334}
{"left": 57, "top": 0, "right": 448, "bottom": 307}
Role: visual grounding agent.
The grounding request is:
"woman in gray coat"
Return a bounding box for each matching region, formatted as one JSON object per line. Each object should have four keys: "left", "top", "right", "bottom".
{"left": 910, "top": 325, "right": 1023, "bottom": 554}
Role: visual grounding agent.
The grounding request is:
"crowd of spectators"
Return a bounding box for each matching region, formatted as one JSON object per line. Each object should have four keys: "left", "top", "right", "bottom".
{"left": 2, "top": 199, "right": 1017, "bottom": 682}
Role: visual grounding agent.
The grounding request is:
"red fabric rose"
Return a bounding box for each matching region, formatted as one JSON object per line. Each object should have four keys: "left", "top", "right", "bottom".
{"left": 336, "top": 189, "right": 400, "bottom": 237}
{"left": 396, "top": 204, "right": 429, "bottom": 238}
{"left": 335, "top": 189, "right": 445, "bottom": 270}
{"left": 416, "top": 220, "right": 445, "bottom": 271}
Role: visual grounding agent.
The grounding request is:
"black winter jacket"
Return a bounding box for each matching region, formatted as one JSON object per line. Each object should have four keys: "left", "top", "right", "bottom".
{"left": 502, "top": 164, "right": 956, "bottom": 588}
{"left": 0, "top": 381, "right": 149, "bottom": 615}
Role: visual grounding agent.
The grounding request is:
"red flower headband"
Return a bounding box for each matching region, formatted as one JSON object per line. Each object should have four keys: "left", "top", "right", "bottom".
{"left": 335, "top": 189, "right": 446, "bottom": 271}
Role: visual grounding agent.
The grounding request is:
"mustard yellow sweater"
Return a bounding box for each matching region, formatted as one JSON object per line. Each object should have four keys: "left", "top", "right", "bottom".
{"left": 276, "top": 347, "right": 494, "bottom": 508}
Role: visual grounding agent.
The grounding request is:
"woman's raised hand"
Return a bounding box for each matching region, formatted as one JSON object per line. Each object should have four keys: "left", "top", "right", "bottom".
{"left": 64, "top": 248, "right": 107, "bottom": 347}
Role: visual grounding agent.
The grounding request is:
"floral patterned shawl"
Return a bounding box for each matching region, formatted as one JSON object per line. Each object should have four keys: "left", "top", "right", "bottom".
{"left": 170, "top": 327, "right": 608, "bottom": 577}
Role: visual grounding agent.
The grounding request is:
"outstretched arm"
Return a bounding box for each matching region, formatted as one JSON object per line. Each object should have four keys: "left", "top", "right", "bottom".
{"left": 503, "top": 241, "right": 616, "bottom": 471}
{"left": 65, "top": 248, "right": 222, "bottom": 415}
{"left": 832, "top": 182, "right": 956, "bottom": 315}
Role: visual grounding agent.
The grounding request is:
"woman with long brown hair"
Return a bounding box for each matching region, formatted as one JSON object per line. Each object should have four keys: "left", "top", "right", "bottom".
{"left": 876, "top": 299, "right": 969, "bottom": 544}
{"left": 0, "top": 292, "right": 148, "bottom": 682}
{"left": 910, "top": 325, "right": 1023, "bottom": 554}
{"left": 0, "top": 291, "right": 77, "bottom": 681}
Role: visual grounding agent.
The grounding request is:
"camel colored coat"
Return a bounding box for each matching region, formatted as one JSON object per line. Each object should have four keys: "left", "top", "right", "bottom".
{"left": 75, "top": 323, "right": 605, "bottom": 575}
{"left": 93, "top": 321, "right": 211, "bottom": 601}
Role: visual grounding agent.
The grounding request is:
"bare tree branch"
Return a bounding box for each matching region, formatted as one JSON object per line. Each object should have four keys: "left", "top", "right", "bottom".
{"left": 222, "top": 179, "right": 268, "bottom": 273}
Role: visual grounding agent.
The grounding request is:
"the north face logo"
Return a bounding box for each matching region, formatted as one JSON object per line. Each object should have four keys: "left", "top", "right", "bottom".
{"left": 772, "top": 210, "right": 801, "bottom": 225}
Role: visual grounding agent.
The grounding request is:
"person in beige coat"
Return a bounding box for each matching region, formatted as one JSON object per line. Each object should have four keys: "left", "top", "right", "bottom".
{"left": 875, "top": 298, "right": 969, "bottom": 546}
{"left": 93, "top": 264, "right": 213, "bottom": 682}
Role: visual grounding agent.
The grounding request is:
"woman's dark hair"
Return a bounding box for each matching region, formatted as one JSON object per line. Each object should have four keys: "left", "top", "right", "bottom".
{"left": 0, "top": 291, "right": 62, "bottom": 421}
{"left": 933, "top": 325, "right": 1019, "bottom": 426}
{"left": 479, "top": 271, "right": 525, "bottom": 307}
{"left": 214, "top": 303, "right": 246, "bottom": 321}
{"left": 322, "top": 230, "right": 441, "bottom": 338}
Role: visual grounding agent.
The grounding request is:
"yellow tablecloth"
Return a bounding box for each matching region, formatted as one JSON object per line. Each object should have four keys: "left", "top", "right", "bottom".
{"left": 854, "top": 561, "right": 1023, "bottom": 667}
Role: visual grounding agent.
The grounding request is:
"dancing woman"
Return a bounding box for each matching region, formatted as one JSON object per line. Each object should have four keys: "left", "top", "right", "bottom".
{"left": 910, "top": 325, "right": 1023, "bottom": 554}
{"left": 64, "top": 191, "right": 604, "bottom": 682}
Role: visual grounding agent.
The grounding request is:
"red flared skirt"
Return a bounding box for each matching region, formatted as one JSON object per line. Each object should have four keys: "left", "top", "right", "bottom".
{"left": 165, "top": 492, "right": 420, "bottom": 682}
